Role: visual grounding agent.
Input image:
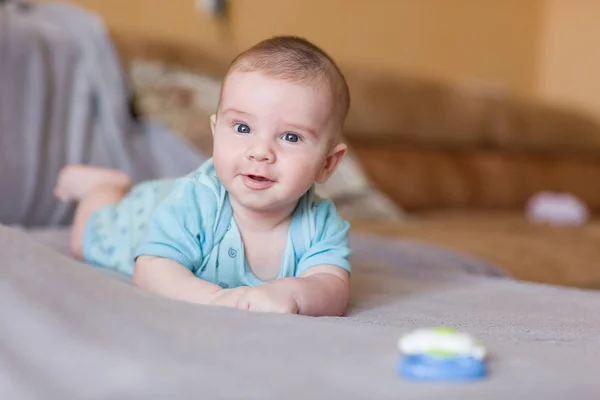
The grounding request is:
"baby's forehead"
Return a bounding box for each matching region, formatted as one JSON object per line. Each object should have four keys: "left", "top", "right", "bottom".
{"left": 224, "top": 69, "right": 329, "bottom": 92}
{"left": 220, "top": 70, "right": 336, "bottom": 112}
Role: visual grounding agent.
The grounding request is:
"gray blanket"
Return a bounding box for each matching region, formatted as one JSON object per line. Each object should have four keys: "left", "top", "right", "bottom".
{"left": 2, "top": 225, "right": 599, "bottom": 399}
{"left": 0, "top": 1, "right": 203, "bottom": 227}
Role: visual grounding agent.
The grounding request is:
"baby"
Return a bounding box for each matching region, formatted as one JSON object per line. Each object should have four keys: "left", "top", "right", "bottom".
{"left": 54, "top": 36, "right": 352, "bottom": 316}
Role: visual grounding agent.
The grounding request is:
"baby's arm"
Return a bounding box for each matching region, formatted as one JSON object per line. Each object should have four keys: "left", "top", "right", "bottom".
{"left": 133, "top": 255, "right": 221, "bottom": 304}
{"left": 273, "top": 265, "right": 349, "bottom": 316}
{"left": 133, "top": 255, "right": 250, "bottom": 307}
{"left": 237, "top": 265, "right": 349, "bottom": 316}
{"left": 296, "top": 265, "right": 349, "bottom": 316}
{"left": 132, "top": 177, "right": 251, "bottom": 308}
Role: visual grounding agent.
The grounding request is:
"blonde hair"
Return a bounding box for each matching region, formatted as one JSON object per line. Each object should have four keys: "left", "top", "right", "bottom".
{"left": 222, "top": 36, "right": 350, "bottom": 130}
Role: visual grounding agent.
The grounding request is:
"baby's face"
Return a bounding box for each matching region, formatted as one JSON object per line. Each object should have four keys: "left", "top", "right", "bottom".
{"left": 211, "top": 70, "right": 344, "bottom": 214}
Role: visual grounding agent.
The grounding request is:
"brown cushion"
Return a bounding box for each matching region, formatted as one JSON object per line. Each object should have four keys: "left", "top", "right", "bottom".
{"left": 351, "top": 141, "right": 600, "bottom": 211}
{"left": 345, "top": 72, "right": 600, "bottom": 155}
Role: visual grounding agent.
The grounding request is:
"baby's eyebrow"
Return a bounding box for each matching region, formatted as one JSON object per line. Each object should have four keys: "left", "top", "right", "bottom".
{"left": 221, "top": 107, "right": 250, "bottom": 116}
{"left": 285, "top": 123, "right": 316, "bottom": 137}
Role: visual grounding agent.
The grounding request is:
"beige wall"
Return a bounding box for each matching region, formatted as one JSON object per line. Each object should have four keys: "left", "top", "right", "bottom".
{"left": 535, "top": 0, "right": 600, "bottom": 117}
{"left": 70, "top": 0, "right": 544, "bottom": 97}
{"left": 54, "top": 0, "right": 600, "bottom": 119}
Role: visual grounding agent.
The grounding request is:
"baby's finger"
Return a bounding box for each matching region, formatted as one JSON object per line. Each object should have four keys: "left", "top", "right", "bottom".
{"left": 235, "top": 298, "right": 251, "bottom": 311}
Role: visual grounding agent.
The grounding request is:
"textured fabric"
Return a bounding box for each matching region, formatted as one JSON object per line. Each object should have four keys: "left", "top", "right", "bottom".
{"left": 5, "top": 225, "right": 600, "bottom": 399}
{"left": 82, "top": 179, "right": 176, "bottom": 276}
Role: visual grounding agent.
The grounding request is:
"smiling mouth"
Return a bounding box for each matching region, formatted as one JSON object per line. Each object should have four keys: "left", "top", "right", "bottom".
{"left": 247, "top": 174, "right": 271, "bottom": 182}
{"left": 242, "top": 174, "right": 275, "bottom": 190}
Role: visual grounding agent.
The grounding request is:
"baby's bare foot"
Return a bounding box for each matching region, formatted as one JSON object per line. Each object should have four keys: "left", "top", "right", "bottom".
{"left": 53, "top": 165, "right": 132, "bottom": 202}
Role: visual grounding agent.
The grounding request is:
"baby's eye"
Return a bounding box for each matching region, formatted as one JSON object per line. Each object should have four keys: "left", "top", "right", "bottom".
{"left": 234, "top": 123, "right": 251, "bottom": 134}
{"left": 282, "top": 133, "right": 300, "bottom": 143}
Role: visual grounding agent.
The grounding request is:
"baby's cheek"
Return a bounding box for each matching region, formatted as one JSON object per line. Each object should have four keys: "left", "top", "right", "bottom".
{"left": 214, "top": 139, "right": 241, "bottom": 162}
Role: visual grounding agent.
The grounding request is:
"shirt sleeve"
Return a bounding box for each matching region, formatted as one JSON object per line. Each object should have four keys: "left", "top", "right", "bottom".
{"left": 296, "top": 199, "right": 352, "bottom": 276}
{"left": 133, "top": 177, "right": 218, "bottom": 273}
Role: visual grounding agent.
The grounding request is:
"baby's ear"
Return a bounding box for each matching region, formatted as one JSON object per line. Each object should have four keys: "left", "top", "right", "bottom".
{"left": 316, "top": 142, "right": 347, "bottom": 184}
{"left": 210, "top": 114, "right": 217, "bottom": 137}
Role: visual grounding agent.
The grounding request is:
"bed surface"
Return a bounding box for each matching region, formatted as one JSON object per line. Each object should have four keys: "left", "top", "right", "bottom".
{"left": 2, "top": 225, "right": 598, "bottom": 399}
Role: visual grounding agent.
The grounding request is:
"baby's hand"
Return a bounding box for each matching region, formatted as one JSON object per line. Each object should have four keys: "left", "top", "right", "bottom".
{"left": 208, "top": 286, "right": 252, "bottom": 308}
{"left": 236, "top": 284, "right": 299, "bottom": 314}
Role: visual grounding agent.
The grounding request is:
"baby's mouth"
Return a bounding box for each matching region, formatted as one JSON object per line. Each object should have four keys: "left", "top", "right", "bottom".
{"left": 246, "top": 174, "right": 273, "bottom": 182}
{"left": 242, "top": 174, "right": 276, "bottom": 190}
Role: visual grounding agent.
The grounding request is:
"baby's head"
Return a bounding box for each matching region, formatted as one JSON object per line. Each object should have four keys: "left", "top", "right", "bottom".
{"left": 210, "top": 36, "right": 350, "bottom": 215}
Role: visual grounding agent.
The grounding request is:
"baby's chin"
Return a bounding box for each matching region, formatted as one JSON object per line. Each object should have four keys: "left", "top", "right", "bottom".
{"left": 229, "top": 191, "right": 304, "bottom": 215}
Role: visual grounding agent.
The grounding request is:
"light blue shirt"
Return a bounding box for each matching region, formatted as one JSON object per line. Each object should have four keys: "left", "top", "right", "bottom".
{"left": 134, "top": 159, "right": 351, "bottom": 288}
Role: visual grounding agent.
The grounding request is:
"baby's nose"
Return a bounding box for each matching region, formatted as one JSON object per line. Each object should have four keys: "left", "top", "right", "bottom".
{"left": 246, "top": 139, "right": 275, "bottom": 162}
